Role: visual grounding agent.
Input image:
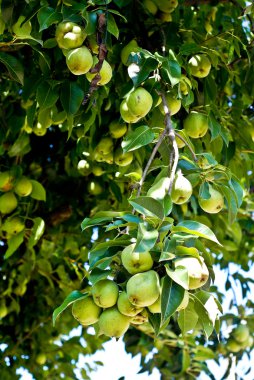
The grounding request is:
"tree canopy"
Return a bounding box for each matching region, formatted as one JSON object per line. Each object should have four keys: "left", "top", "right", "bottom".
{"left": 0, "top": 0, "right": 254, "bottom": 379}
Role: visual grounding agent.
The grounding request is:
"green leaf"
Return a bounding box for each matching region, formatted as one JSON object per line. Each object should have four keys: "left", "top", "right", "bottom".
{"left": 52, "top": 291, "right": 88, "bottom": 326}
{"left": 4, "top": 232, "right": 24, "bottom": 259}
{"left": 192, "top": 295, "right": 214, "bottom": 339}
{"left": 218, "top": 184, "right": 238, "bottom": 224}
{"left": 128, "top": 56, "right": 158, "bottom": 86}
{"left": 0, "top": 52, "right": 24, "bottom": 84}
{"left": 107, "top": 13, "right": 119, "bottom": 38}
{"left": 161, "top": 60, "right": 181, "bottom": 86}
{"left": 89, "top": 268, "right": 112, "bottom": 284}
{"left": 30, "top": 180, "right": 46, "bottom": 201}
{"left": 161, "top": 276, "right": 185, "bottom": 327}
{"left": 129, "top": 196, "right": 165, "bottom": 219}
{"left": 134, "top": 222, "right": 158, "bottom": 252}
{"left": 8, "top": 134, "right": 31, "bottom": 157}
{"left": 122, "top": 125, "right": 154, "bottom": 152}
{"left": 175, "top": 245, "right": 200, "bottom": 259}
{"left": 177, "top": 299, "right": 199, "bottom": 334}
{"left": 37, "top": 7, "right": 62, "bottom": 31}
{"left": 229, "top": 177, "right": 243, "bottom": 207}
{"left": 165, "top": 265, "right": 189, "bottom": 290}
{"left": 36, "top": 82, "right": 59, "bottom": 110}
{"left": 60, "top": 82, "right": 84, "bottom": 115}
{"left": 171, "top": 221, "right": 221, "bottom": 245}
{"left": 28, "top": 217, "right": 45, "bottom": 248}
{"left": 148, "top": 311, "right": 161, "bottom": 336}
{"left": 90, "top": 239, "right": 130, "bottom": 254}
{"left": 194, "top": 346, "right": 215, "bottom": 361}
{"left": 89, "top": 247, "right": 119, "bottom": 269}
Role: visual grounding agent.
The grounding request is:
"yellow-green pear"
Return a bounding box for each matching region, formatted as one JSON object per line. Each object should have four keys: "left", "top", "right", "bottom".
{"left": 171, "top": 171, "right": 193, "bottom": 204}
{"left": 226, "top": 338, "right": 242, "bottom": 353}
{"left": 55, "top": 22, "right": 86, "bottom": 49}
{"left": 148, "top": 294, "right": 161, "bottom": 313}
{"left": 91, "top": 279, "right": 119, "bottom": 308}
{"left": 86, "top": 58, "right": 112, "bottom": 85}
{"left": 14, "top": 177, "right": 32, "bottom": 197}
{"left": 92, "top": 166, "right": 104, "bottom": 176}
{"left": 143, "top": 0, "right": 158, "bottom": 15}
{"left": 156, "top": 0, "right": 178, "bottom": 13}
{"left": 33, "top": 123, "right": 47, "bottom": 136}
{"left": 0, "top": 192, "right": 18, "bottom": 214}
{"left": 114, "top": 148, "right": 133, "bottom": 167}
{"left": 0, "top": 301, "right": 8, "bottom": 319}
{"left": 66, "top": 46, "right": 93, "bottom": 75}
{"left": 99, "top": 307, "right": 130, "bottom": 338}
{"left": 126, "top": 87, "right": 153, "bottom": 118}
{"left": 183, "top": 111, "right": 209, "bottom": 139}
{"left": 35, "top": 353, "right": 47, "bottom": 365}
{"left": 96, "top": 137, "right": 114, "bottom": 155}
{"left": 174, "top": 256, "right": 209, "bottom": 290}
{"left": 117, "top": 291, "right": 143, "bottom": 317}
{"left": 72, "top": 296, "right": 101, "bottom": 325}
{"left": 188, "top": 54, "right": 211, "bottom": 78}
{"left": 87, "top": 181, "right": 103, "bottom": 195}
{"left": 121, "top": 243, "right": 153, "bottom": 274}
{"left": 0, "top": 171, "right": 15, "bottom": 192}
{"left": 198, "top": 185, "right": 224, "bottom": 214}
{"left": 2, "top": 217, "right": 25, "bottom": 235}
{"left": 179, "top": 75, "right": 192, "bottom": 95}
{"left": 121, "top": 39, "right": 139, "bottom": 66}
{"left": 120, "top": 100, "right": 141, "bottom": 123}
{"left": 127, "top": 270, "right": 160, "bottom": 307}
{"left": 159, "top": 93, "right": 181, "bottom": 115}
{"left": 102, "top": 152, "right": 114, "bottom": 164}
{"left": 232, "top": 325, "right": 250, "bottom": 343}
{"left": 77, "top": 160, "right": 91, "bottom": 176}
{"left": 109, "top": 120, "right": 127, "bottom": 139}
{"left": 160, "top": 13, "right": 173, "bottom": 22}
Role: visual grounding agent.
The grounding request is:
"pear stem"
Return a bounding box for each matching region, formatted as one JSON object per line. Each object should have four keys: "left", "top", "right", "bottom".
{"left": 174, "top": 132, "right": 198, "bottom": 161}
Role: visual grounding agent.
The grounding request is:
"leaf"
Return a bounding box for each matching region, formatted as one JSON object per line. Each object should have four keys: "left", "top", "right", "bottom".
{"left": 161, "top": 276, "right": 185, "bottom": 327}
{"left": 175, "top": 245, "right": 200, "bottom": 259}
{"left": 60, "top": 82, "right": 84, "bottom": 115}
{"left": 122, "top": 125, "right": 154, "bottom": 152}
{"left": 177, "top": 299, "right": 199, "bottom": 334}
{"left": 89, "top": 247, "right": 119, "bottom": 269}
{"left": 218, "top": 184, "right": 238, "bottom": 224}
{"left": 81, "top": 217, "right": 114, "bottom": 231}
{"left": 30, "top": 180, "right": 46, "bottom": 201}
{"left": 36, "top": 82, "right": 59, "bottom": 110}
{"left": 52, "top": 291, "right": 88, "bottom": 326}
{"left": 165, "top": 265, "right": 189, "bottom": 290}
{"left": 148, "top": 311, "right": 161, "bottom": 336}
{"left": 192, "top": 295, "right": 214, "bottom": 339}
{"left": 171, "top": 220, "right": 221, "bottom": 245}
{"left": 0, "top": 52, "right": 24, "bottom": 84}
{"left": 129, "top": 196, "right": 165, "bottom": 219}
{"left": 134, "top": 222, "right": 158, "bottom": 252}
{"left": 89, "top": 268, "right": 112, "bottom": 284}
{"left": 28, "top": 217, "right": 45, "bottom": 248}
{"left": 107, "top": 13, "right": 119, "bottom": 38}
{"left": 229, "top": 177, "right": 243, "bottom": 208}
{"left": 161, "top": 60, "right": 181, "bottom": 86}
{"left": 37, "top": 6, "right": 62, "bottom": 31}
{"left": 4, "top": 232, "right": 24, "bottom": 259}
{"left": 90, "top": 239, "right": 130, "bottom": 253}
{"left": 8, "top": 134, "right": 31, "bottom": 157}
{"left": 128, "top": 56, "right": 158, "bottom": 86}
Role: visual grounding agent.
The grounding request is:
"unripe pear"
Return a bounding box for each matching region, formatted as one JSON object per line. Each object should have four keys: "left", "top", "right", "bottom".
{"left": 66, "top": 46, "right": 93, "bottom": 75}
{"left": 86, "top": 59, "right": 112, "bottom": 86}
{"left": 114, "top": 149, "right": 133, "bottom": 167}
{"left": 159, "top": 93, "right": 181, "bottom": 115}
{"left": 55, "top": 22, "right": 86, "bottom": 49}
{"left": 87, "top": 181, "right": 103, "bottom": 195}
{"left": 171, "top": 171, "right": 193, "bottom": 204}
{"left": 117, "top": 291, "right": 143, "bottom": 316}
{"left": 14, "top": 177, "right": 32, "bottom": 197}
{"left": 0, "top": 192, "right": 18, "bottom": 214}
{"left": 0, "top": 171, "right": 15, "bottom": 192}
{"left": 102, "top": 152, "right": 114, "bottom": 164}
{"left": 188, "top": 54, "right": 211, "bottom": 78}
{"left": 183, "top": 111, "right": 209, "bottom": 139}
{"left": 226, "top": 338, "right": 242, "bottom": 353}
{"left": 121, "top": 243, "right": 153, "bottom": 274}
{"left": 33, "top": 123, "right": 47, "bottom": 136}
{"left": 0, "top": 301, "right": 8, "bottom": 318}
{"left": 92, "top": 279, "right": 119, "bottom": 308}
{"left": 179, "top": 75, "right": 192, "bottom": 95}
{"left": 2, "top": 217, "right": 25, "bottom": 235}
{"left": 13, "top": 15, "right": 32, "bottom": 37}
{"left": 232, "top": 325, "right": 250, "bottom": 343}
{"left": 120, "top": 100, "right": 141, "bottom": 123}
{"left": 148, "top": 293, "right": 161, "bottom": 313}
{"left": 99, "top": 307, "right": 130, "bottom": 338}
{"left": 77, "top": 160, "right": 91, "bottom": 176}
{"left": 127, "top": 270, "right": 160, "bottom": 307}
{"left": 143, "top": 0, "right": 158, "bottom": 15}
{"left": 126, "top": 87, "right": 153, "bottom": 118}
{"left": 121, "top": 39, "right": 139, "bottom": 66}
{"left": 131, "top": 309, "right": 149, "bottom": 325}
{"left": 176, "top": 290, "right": 189, "bottom": 311}
{"left": 174, "top": 256, "right": 209, "bottom": 290}
{"left": 72, "top": 296, "right": 101, "bottom": 325}
{"left": 96, "top": 137, "right": 114, "bottom": 155}
{"left": 160, "top": 12, "right": 173, "bottom": 22}
{"left": 156, "top": 0, "right": 178, "bottom": 13}
{"left": 109, "top": 120, "right": 127, "bottom": 139}
{"left": 92, "top": 166, "right": 104, "bottom": 176}
{"left": 198, "top": 185, "right": 224, "bottom": 214}
{"left": 35, "top": 353, "right": 47, "bottom": 365}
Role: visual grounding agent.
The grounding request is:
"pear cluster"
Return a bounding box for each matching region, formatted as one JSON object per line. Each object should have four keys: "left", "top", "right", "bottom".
{"left": 226, "top": 324, "right": 253, "bottom": 353}
{"left": 143, "top": 0, "right": 179, "bottom": 22}
{"left": 55, "top": 22, "right": 112, "bottom": 84}
{"left": 0, "top": 171, "right": 34, "bottom": 239}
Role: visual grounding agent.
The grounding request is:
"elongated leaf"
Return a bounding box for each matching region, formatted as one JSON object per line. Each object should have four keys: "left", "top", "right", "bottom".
{"left": 165, "top": 265, "right": 189, "bottom": 290}
{"left": 4, "top": 232, "right": 24, "bottom": 259}
{"left": 135, "top": 222, "right": 158, "bottom": 252}
{"left": 192, "top": 295, "right": 214, "bottom": 339}
{"left": 122, "top": 125, "right": 154, "bottom": 152}
{"left": 52, "top": 291, "right": 88, "bottom": 326}
{"left": 218, "top": 184, "right": 238, "bottom": 224}
{"left": 89, "top": 268, "right": 112, "bottom": 284}
{"left": 229, "top": 177, "right": 243, "bottom": 207}
{"left": 30, "top": 180, "right": 46, "bottom": 201}
{"left": 37, "top": 6, "right": 62, "bottom": 31}
{"left": 178, "top": 299, "right": 199, "bottom": 334}
{"left": 36, "top": 82, "right": 58, "bottom": 110}
{"left": 81, "top": 217, "right": 112, "bottom": 231}
{"left": 171, "top": 220, "right": 221, "bottom": 245}
{"left": 60, "top": 82, "right": 84, "bottom": 115}
{"left": 89, "top": 247, "right": 119, "bottom": 269}
{"left": 90, "top": 239, "right": 130, "bottom": 254}
{"left": 107, "top": 13, "right": 119, "bottom": 38}
{"left": 148, "top": 311, "right": 161, "bottom": 336}
{"left": 129, "top": 196, "right": 164, "bottom": 219}
{"left": 28, "top": 217, "right": 45, "bottom": 248}
{"left": 0, "top": 52, "right": 24, "bottom": 84}
{"left": 161, "top": 276, "right": 185, "bottom": 327}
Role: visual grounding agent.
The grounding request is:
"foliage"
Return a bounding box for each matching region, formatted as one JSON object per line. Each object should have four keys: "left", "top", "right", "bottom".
{"left": 0, "top": 0, "right": 254, "bottom": 379}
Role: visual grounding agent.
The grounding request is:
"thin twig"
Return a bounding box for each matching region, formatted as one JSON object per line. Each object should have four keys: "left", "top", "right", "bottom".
{"left": 174, "top": 131, "right": 198, "bottom": 161}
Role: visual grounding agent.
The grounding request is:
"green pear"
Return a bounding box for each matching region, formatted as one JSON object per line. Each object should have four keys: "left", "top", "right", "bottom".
{"left": 121, "top": 39, "right": 139, "bottom": 66}
{"left": 72, "top": 296, "right": 101, "bottom": 325}
{"left": 183, "top": 111, "right": 209, "bottom": 139}
{"left": 92, "top": 166, "right": 104, "bottom": 176}
{"left": 226, "top": 338, "right": 242, "bottom": 353}
{"left": 159, "top": 93, "right": 181, "bottom": 115}
{"left": 87, "top": 181, "right": 103, "bottom": 195}
{"left": 33, "top": 123, "right": 47, "bottom": 136}
{"left": 148, "top": 293, "right": 161, "bottom": 313}
{"left": 0, "top": 192, "right": 18, "bottom": 214}
{"left": 86, "top": 59, "right": 112, "bottom": 86}
{"left": 176, "top": 290, "right": 189, "bottom": 311}
{"left": 179, "top": 75, "right": 192, "bottom": 95}
{"left": 102, "top": 152, "right": 114, "bottom": 164}
{"left": 2, "top": 217, "right": 25, "bottom": 235}
{"left": 120, "top": 100, "right": 141, "bottom": 123}
{"left": 114, "top": 148, "right": 133, "bottom": 167}
{"left": 126, "top": 87, "right": 153, "bottom": 118}
{"left": 66, "top": 46, "right": 93, "bottom": 75}
{"left": 131, "top": 309, "right": 149, "bottom": 324}
{"left": 0, "top": 171, "right": 15, "bottom": 192}
{"left": 117, "top": 291, "right": 143, "bottom": 316}
{"left": 96, "top": 137, "right": 114, "bottom": 155}
{"left": 127, "top": 270, "right": 160, "bottom": 307}
{"left": 232, "top": 325, "right": 250, "bottom": 343}
{"left": 14, "top": 177, "right": 32, "bottom": 197}
{"left": 121, "top": 244, "right": 153, "bottom": 274}
{"left": 0, "top": 301, "right": 8, "bottom": 318}
{"left": 35, "top": 353, "right": 47, "bottom": 365}
{"left": 143, "top": 0, "right": 158, "bottom": 15}
{"left": 109, "top": 120, "right": 127, "bottom": 139}
{"left": 55, "top": 22, "right": 86, "bottom": 49}
{"left": 12, "top": 15, "right": 32, "bottom": 37}
{"left": 188, "top": 54, "right": 211, "bottom": 78}
{"left": 171, "top": 171, "right": 193, "bottom": 204}
{"left": 175, "top": 130, "right": 187, "bottom": 148}
{"left": 147, "top": 177, "right": 170, "bottom": 200}
{"left": 99, "top": 307, "right": 130, "bottom": 338}
{"left": 91, "top": 279, "right": 119, "bottom": 308}
{"left": 77, "top": 160, "right": 91, "bottom": 176}
{"left": 198, "top": 185, "right": 224, "bottom": 214}
{"left": 174, "top": 256, "right": 209, "bottom": 290}
{"left": 156, "top": 0, "right": 178, "bottom": 13}
{"left": 160, "top": 12, "right": 173, "bottom": 22}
